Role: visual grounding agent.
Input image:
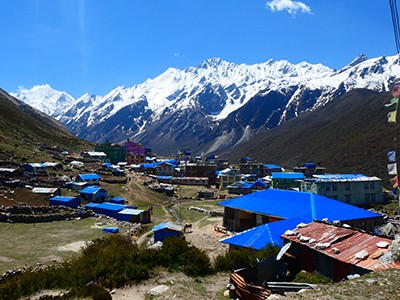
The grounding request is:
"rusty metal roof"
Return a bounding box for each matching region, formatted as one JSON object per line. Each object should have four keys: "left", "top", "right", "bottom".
{"left": 282, "top": 221, "right": 400, "bottom": 271}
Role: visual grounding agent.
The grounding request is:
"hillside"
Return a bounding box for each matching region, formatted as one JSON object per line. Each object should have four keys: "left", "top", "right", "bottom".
{"left": 225, "top": 89, "right": 397, "bottom": 183}
{"left": 0, "top": 88, "right": 91, "bottom": 161}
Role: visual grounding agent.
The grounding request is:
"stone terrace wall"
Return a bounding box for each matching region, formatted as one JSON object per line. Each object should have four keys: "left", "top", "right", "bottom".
{"left": 0, "top": 205, "right": 93, "bottom": 223}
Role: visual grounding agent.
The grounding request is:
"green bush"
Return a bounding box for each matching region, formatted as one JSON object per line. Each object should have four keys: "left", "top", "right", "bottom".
{"left": 180, "top": 247, "right": 212, "bottom": 277}
{"left": 293, "top": 270, "right": 330, "bottom": 284}
{"left": 0, "top": 234, "right": 217, "bottom": 299}
{"left": 213, "top": 245, "right": 279, "bottom": 272}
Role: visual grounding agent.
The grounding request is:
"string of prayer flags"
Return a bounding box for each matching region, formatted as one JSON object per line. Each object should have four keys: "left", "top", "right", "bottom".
{"left": 388, "top": 163, "right": 398, "bottom": 175}
{"left": 385, "top": 97, "right": 399, "bottom": 107}
{"left": 388, "top": 151, "right": 397, "bottom": 163}
{"left": 390, "top": 175, "right": 399, "bottom": 188}
{"left": 388, "top": 110, "right": 397, "bottom": 123}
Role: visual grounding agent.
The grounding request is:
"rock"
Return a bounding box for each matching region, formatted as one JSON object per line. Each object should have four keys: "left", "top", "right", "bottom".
{"left": 355, "top": 250, "right": 369, "bottom": 260}
{"left": 147, "top": 284, "right": 169, "bottom": 296}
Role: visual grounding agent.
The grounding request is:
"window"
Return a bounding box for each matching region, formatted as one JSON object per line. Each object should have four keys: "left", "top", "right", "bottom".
{"left": 345, "top": 195, "right": 352, "bottom": 204}
{"left": 332, "top": 183, "right": 337, "bottom": 191}
{"left": 345, "top": 182, "right": 351, "bottom": 191}
{"left": 332, "top": 195, "right": 338, "bottom": 200}
{"left": 364, "top": 182, "right": 369, "bottom": 190}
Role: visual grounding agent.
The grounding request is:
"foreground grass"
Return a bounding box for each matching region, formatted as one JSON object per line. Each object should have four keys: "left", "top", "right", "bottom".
{"left": 0, "top": 218, "right": 113, "bottom": 274}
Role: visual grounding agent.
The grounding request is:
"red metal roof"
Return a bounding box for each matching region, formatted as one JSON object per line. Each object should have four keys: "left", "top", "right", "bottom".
{"left": 282, "top": 221, "right": 400, "bottom": 271}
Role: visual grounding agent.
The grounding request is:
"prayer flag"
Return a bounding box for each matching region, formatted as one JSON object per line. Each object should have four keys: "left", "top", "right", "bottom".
{"left": 385, "top": 97, "right": 399, "bottom": 107}
{"left": 388, "top": 163, "right": 398, "bottom": 175}
{"left": 390, "top": 175, "right": 399, "bottom": 188}
{"left": 388, "top": 110, "right": 397, "bottom": 123}
{"left": 388, "top": 151, "right": 397, "bottom": 163}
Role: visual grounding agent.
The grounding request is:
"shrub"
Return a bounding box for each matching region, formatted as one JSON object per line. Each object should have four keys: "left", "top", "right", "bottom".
{"left": 180, "top": 247, "right": 212, "bottom": 277}
{"left": 293, "top": 270, "right": 330, "bottom": 284}
{"left": 0, "top": 234, "right": 216, "bottom": 299}
{"left": 159, "top": 237, "right": 190, "bottom": 269}
{"left": 213, "top": 245, "right": 279, "bottom": 272}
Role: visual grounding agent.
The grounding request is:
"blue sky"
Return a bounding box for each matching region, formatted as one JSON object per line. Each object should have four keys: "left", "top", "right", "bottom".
{"left": 0, "top": 0, "right": 395, "bottom": 98}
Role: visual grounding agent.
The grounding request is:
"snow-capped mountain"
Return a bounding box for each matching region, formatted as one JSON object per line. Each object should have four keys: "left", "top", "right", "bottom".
{"left": 11, "top": 54, "right": 400, "bottom": 155}
{"left": 12, "top": 84, "right": 75, "bottom": 119}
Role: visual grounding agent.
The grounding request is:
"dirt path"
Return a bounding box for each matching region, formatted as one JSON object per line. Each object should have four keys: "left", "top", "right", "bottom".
{"left": 111, "top": 271, "right": 229, "bottom": 300}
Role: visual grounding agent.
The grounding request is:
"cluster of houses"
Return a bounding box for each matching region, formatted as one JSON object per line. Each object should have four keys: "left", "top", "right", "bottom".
{"left": 215, "top": 178, "right": 398, "bottom": 282}
{"left": 3, "top": 142, "right": 399, "bottom": 282}
{"left": 0, "top": 157, "right": 152, "bottom": 224}
{"left": 49, "top": 172, "right": 152, "bottom": 224}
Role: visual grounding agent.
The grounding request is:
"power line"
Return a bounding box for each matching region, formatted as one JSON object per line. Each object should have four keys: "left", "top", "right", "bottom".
{"left": 389, "top": 0, "right": 400, "bottom": 53}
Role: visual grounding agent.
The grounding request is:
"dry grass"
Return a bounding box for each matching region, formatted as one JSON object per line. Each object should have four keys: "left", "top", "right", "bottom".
{"left": 0, "top": 218, "right": 113, "bottom": 274}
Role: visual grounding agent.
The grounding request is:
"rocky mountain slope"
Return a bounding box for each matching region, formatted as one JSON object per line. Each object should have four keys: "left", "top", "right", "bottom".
{"left": 11, "top": 54, "right": 400, "bottom": 155}
{"left": 0, "top": 89, "right": 90, "bottom": 161}
{"left": 225, "top": 89, "right": 396, "bottom": 181}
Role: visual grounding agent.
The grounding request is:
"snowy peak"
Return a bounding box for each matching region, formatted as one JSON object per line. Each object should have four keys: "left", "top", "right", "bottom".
{"left": 10, "top": 54, "right": 400, "bottom": 155}
{"left": 11, "top": 84, "right": 75, "bottom": 117}
{"left": 347, "top": 53, "right": 368, "bottom": 68}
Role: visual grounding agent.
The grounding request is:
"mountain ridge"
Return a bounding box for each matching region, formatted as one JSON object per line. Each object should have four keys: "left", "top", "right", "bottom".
{"left": 10, "top": 54, "right": 400, "bottom": 155}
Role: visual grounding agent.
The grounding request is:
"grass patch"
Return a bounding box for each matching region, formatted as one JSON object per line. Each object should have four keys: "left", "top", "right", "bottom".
{"left": 0, "top": 218, "right": 111, "bottom": 274}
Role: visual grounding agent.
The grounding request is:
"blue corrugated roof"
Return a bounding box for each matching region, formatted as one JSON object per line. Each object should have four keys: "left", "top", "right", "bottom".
{"left": 112, "top": 197, "right": 125, "bottom": 201}
{"left": 152, "top": 222, "right": 183, "bottom": 232}
{"left": 313, "top": 174, "right": 366, "bottom": 180}
{"left": 271, "top": 172, "right": 305, "bottom": 179}
{"left": 220, "top": 217, "right": 306, "bottom": 249}
{"left": 264, "top": 164, "right": 282, "bottom": 169}
{"left": 78, "top": 173, "right": 100, "bottom": 180}
{"left": 251, "top": 180, "right": 267, "bottom": 187}
{"left": 94, "top": 202, "right": 126, "bottom": 212}
{"left": 158, "top": 176, "right": 173, "bottom": 180}
{"left": 241, "top": 157, "right": 253, "bottom": 161}
{"left": 80, "top": 186, "right": 102, "bottom": 194}
{"left": 85, "top": 202, "right": 100, "bottom": 209}
{"left": 49, "top": 196, "right": 76, "bottom": 202}
{"left": 227, "top": 181, "right": 252, "bottom": 188}
{"left": 304, "top": 162, "right": 317, "bottom": 169}
{"left": 218, "top": 189, "right": 381, "bottom": 222}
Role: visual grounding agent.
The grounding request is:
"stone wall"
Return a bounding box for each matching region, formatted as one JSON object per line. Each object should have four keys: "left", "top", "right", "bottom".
{"left": 0, "top": 205, "right": 93, "bottom": 223}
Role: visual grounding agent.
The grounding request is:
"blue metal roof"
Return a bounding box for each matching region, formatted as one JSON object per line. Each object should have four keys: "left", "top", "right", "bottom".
{"left": 49, "top": 196, "right": 76, "bottom": 202}
{"left": 152, "top": 222, "right": 183, "bottom": 232}
{"left": 264, "top": 164, "right": 282, "bottom": 169}
{"left": 112, "top": 197, "right": 125, "bottom": 201}
{"left": 227, "top": 181, "right": 252, "bottom": 188}
{"left": 251, "top": 180, "right": 267, "bottom": 187}
{"left": 304, "top": 162, "right": 317, "bottom": 169}
{"left": 271, "top": 172, "right": 305, "bottom": 179}
{"left": 85, "top": 202, "right": 100, "bottom": 209}
{"left": 218, "top": 189, "right": 381, "bottom": 222}
{"left": 94, "top": 202, "right": 126, "bottom": 212}
{"left": 80, "top": 186, "right": 102, "bottom": 194}
{"left": 313, "top": 174, "right": 366, "bottom": 180}
{"left": 78, "top": 173, "right": 100, "bottom": 180}
{"left": 241, "top": 157, "right": 254, "bottom": 161}
{"left": 220, "top": 217, "right": 306, "bottom": 249}
{"left": 157, "top": 176, "right": 173, "bottom": 180}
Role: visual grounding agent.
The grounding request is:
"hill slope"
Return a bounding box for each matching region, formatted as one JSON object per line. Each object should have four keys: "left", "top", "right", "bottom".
{"left": 0, "top": 88, "right": 90, "bottom": 161}
{"left": 225, "top": 89, "right": 396, "bottom": 182}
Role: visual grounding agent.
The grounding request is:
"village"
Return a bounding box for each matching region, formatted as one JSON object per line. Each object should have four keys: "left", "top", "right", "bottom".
{"left": 1, "top": 139, "right": 400, "bottom": 299}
